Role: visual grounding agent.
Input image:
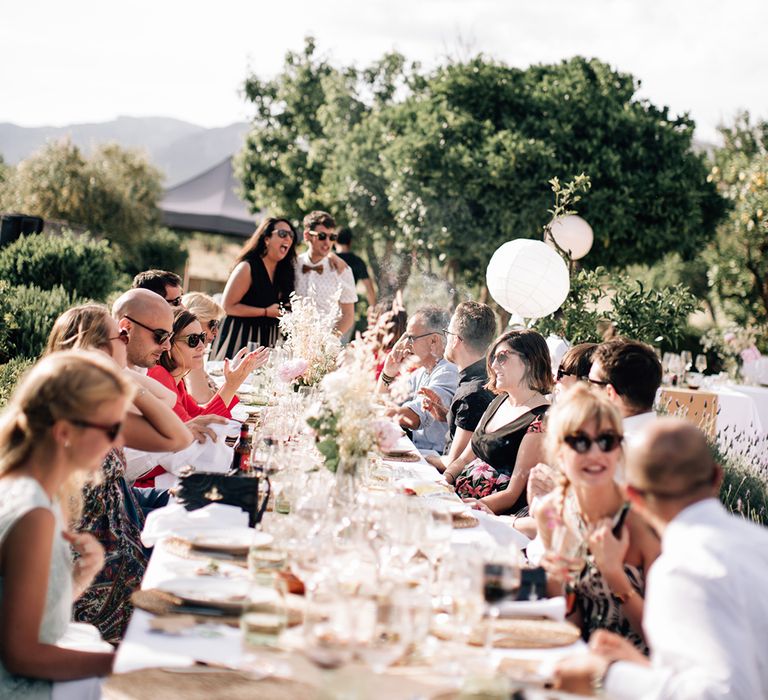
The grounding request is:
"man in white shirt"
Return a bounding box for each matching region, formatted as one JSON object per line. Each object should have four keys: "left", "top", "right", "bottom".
{"left": 554, "top": 417, "right": 768, "bottom": 699}
{"left": 588, "top": 339, "right": 662, "bottom": 448}
{"left": 294, "top": 210, "right": 357, "bottom": 336}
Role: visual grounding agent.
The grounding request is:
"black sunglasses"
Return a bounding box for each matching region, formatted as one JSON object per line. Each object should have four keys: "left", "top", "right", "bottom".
{"left": 557, "top": 366, "right": 575, "bottom": 381}
{"left": 71, "top": 419, "right": 123, "bottom": 442}
{"left": 564, "top": 432, "right": 623, "bottom": 454}
{"left": 587, "top": 377, "right": 611, "bottom": 388}
{"left": 166, "top": 296, "right": 183, "bottom": 307}
{"left": 308, "top": 231, "right": 338, "bottom": 242}
{"left": 272, "top": 229, "right": 294, "bottom": 239}
{"left": 208, "top": 319, "right": 219, "bottom": 332}
{"left": 175, "top": 332, "right": 207, "bottom": 348}
{"left": 123, "top": 316, "right": 172, "bottom": 345}
{"left": 109, "top": 328, "right": 130, "bottom": 346}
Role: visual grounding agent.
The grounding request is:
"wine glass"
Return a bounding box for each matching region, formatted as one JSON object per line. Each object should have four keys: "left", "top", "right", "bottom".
{"left": 303, "top": 589, "right": 356, "bottom": 670}
{"left": 695, "top": 354, "right": 708, "bottom": 373}
{"left": 421, "top": 503, "right": 453, "bottom": 584}
{"left": 681, "top": 351, "right": 693, "bottom": 372}
{"left": 354, "top": 591, "right": 408, "bottom": 673}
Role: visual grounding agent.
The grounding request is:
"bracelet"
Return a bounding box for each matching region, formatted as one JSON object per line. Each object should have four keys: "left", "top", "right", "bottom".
{"left": 381, "top": 372, "right": 395, "bottom": 386}
{"left": 591, "top": 660, "right": 617, "bottom": 696}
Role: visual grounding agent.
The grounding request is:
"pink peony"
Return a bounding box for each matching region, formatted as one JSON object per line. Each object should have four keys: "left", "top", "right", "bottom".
{"left": 741, "top": 345, "right": 762, "bottom": 363}
{"left": 372, "top": 418, "right": 402, "bottom": 451}
{"left": 277, "top": 358, "right": 309, "bottom": 383}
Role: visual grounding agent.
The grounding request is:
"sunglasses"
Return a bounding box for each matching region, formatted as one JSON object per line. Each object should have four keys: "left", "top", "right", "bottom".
{"left": 175, "top": 332, "right": 207, "bottom": 348}
{"left": 557, "top": 366, "right": 575, "bottom": 381}
{"left": 404, "top": 331, "right": 441, "bottom": 343}
{"left": 442, "top": 328, "right": 462, "bottom": 341}
{"left": 308, "top": 231, "right": 338, "bottom": 242}
{"left": 272, "top": 229, "right": 294, "bottom": 239}
{"left": 71, "top": 419, "right": 123, "bottom": 442}
{"left": 109, "top": 328, "right": 129, "bottom": 346}
{"left": 208, "top": 319, "right": 219, "bottom": 332}
{"left": 123, "top": 316, "right": 172, "bottom": 345}
{"left": 491, "top": 349, "right": 519, "bottom": 366}
{"left": 564, "top": 432, "right": 623, "bottom": 454}
{"left": 587, "top": 377, "right": 611, "bottom": 388}
{"left": 166, "top": 296, "right": 183, "bottom": 307}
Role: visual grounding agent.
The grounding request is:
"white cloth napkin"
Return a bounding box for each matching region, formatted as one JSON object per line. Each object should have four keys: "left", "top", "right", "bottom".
{"left": 141, "top": 502, "right": 249, "bottom": 547}
{"left": 496, "top": 596, "right": 566, "bottom": 622}
{"left": 124, "top": 420, "right": 241, "bottom": 483}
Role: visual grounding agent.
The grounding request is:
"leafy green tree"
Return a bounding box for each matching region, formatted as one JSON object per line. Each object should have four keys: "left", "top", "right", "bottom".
{"left": 706, "top": 113, "right": 768, "bottom": 325}
{"left": 238, "top": 43, "right": 725, "bottom": 294}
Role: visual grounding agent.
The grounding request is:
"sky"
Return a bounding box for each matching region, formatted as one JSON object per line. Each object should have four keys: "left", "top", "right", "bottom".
{"left": 2, "top": 0, "right": 766, "bottom": 143}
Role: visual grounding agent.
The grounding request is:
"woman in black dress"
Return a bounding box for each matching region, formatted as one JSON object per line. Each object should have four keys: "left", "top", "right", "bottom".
{"left": 443, "top": 329, "right": 552, "bottom": 515}
{"left": 211, "top": 218, "right": 297, "bottom": 358}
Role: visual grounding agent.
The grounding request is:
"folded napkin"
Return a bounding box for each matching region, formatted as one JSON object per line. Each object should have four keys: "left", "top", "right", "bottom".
{"left": 141, "top": 502, "right": 249, "bottom": 547}
{"left": 124, "top": 420, "right": 241, "bottom": 483}
{"left": 496, "top": 596, "right": 566, "bottom": 622}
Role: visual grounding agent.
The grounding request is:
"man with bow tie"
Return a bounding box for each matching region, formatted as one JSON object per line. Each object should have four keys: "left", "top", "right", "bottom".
{"left": 294, "top": 210, "right": 358, "bottom": 336}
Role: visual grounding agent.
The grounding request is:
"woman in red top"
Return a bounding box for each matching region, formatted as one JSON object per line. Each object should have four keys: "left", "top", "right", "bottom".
{"left": 149, "top": 309, "right": 269, "bottom": 421}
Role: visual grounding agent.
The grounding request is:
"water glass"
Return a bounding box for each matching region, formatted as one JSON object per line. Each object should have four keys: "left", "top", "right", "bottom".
{"left": 240, "top": 573, "right": 288, "bottom": 649}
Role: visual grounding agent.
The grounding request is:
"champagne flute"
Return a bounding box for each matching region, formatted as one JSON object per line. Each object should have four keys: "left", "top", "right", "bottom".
{"left": 695, "top": 354, "right": 708, "bottom": 373}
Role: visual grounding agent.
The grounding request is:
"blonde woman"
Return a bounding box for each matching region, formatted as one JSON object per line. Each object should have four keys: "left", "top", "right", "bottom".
{"left": 0, "top": 351, "right": 133, "bottom": 698}
{"left": 46, "top": 304, "right": 192, "bottom": 643}
{"left": 180, "top": 292, "right": 225, "bottom": 403}
{"left": 534, "top": 383, "right": 660, "bottom": 652}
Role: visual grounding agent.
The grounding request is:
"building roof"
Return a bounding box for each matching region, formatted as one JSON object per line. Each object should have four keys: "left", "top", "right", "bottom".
{"left": 160, "top": 156, "right": 257, "bottom": 237}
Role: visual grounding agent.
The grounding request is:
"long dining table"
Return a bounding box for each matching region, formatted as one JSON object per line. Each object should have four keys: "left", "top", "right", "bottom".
{"left": 107, "top": 429, "right": 588, "bottom": 699}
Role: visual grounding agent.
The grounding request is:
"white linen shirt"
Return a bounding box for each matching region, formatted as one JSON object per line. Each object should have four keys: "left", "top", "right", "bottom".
{"left": 605, "top": 498, "right": 768, "bottom": 700}
{"left": 294, "top": 252, "right": 357, "bottom": 316}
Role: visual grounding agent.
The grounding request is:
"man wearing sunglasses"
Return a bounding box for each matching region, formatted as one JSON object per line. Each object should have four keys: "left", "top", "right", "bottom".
{"left": 132, "top": 269, "right": 184, "bottom": 308}
{"left": 113, "top": 289, "right": 226, "bottom": 446}
{"left": 588, "top": 339, "right": 662, "bottom": 453}
{"left": 294, "top": 210, "right": 357, "bottom": 336}
{"left": 554, "top": 418, "right": 768, "bottom": 699}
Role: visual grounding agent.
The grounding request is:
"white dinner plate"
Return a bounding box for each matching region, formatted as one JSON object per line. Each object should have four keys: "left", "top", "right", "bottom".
{"left": 190, "top": 528, "right": 272, "bottom": 556}
{"left": 156, "top": 577, "right": 252, "bottom": 612}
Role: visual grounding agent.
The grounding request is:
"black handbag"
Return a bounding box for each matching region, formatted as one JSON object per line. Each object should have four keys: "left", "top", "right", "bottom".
{"left": 174, "top": 470, "right": 271, "bottom": 527}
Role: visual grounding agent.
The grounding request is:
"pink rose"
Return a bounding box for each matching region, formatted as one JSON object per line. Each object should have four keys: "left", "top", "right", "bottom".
{"left": 278, "top": 358, "right": 309, "bottom": 383}
{"left": 724, "top": 332, "right": 736, "bottom": 344}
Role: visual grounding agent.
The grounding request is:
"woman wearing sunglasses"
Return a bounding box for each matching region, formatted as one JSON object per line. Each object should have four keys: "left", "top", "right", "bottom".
{"left": 180, "top": 292, "right": 226, "bottom": 403}
{"left": 150, "top": 309, "right": 269, "bottom": 424}
{"left": 211, "top": 217, "right": 297, "bottom": 358}
{"left": 555, "top": 342, "right": 598, "bottom": 394}
{"left": 443, "top": 329, "right": 551, "bottom": 515}
{"left": 0, "top": 351, "right": 133, "bottom": 698}
{"left": 534, "top": 383, "right": 660, "bottom": 652}
{"left": 45, "top": 304, "right": 193, "bottom": 643}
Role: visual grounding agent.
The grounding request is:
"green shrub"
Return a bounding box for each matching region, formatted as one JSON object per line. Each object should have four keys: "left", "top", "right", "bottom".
{"left": 119, "top": 227, "right": 188, "bottom": 278}
{"left": 0, "top": 282, "right": 84, "bottom": 361}
{"left": 0, "top": 357, "right": 35, "bottom": 409}
{"left": 0, "top": 230, "right": 117, "bottom": 301}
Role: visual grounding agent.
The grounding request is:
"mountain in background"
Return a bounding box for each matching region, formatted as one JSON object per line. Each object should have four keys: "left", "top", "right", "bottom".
{"left": 0, "top": 116, "right": 250, "bottom": 187}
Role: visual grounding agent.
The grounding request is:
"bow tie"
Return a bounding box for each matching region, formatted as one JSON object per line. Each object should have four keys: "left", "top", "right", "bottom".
{"left": 302, "top": 264, "right": 323, "bottom": 275}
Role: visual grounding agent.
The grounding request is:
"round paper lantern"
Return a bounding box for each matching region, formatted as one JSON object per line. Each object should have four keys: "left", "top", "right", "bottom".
{"left": 486, "top": 239, "right": 570, "bottom": 318}
{"left": 547, "top": 215, "right": 594, "bottom": 260}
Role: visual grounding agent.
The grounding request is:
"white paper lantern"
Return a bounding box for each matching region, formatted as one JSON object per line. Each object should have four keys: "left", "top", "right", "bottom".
{"left": 547, "top": 214, "right": 594, "bottom": 260}
{"left": 486, "top": 239, "right": 570, "bottom": 318}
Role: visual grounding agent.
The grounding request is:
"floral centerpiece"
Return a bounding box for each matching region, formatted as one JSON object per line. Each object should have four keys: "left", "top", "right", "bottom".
{"left": 278, "top": 292, "right": 342, "bottom": 387}
{"left": 305, "top": 341, "right": 401, "bottom": 474}
{"left": 702, "top": 324, "right": 764, "bottom": 380}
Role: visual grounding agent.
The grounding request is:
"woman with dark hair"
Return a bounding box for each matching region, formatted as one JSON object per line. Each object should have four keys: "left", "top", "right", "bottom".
{"left": 556, "top": 342, "right": 598, "bottom": 394}
{"left": 443, "top": 329, "right": 552, "bottom": 515}
{"left": 149, "top": 309, "right": 269, "bottom": 422}
{"left": 211, "top": 217, "right": 297, "bottom": 357}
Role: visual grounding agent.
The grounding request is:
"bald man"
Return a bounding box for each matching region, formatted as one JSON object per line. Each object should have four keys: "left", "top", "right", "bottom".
{"left": 554, "top": 418, "right": 768, "bottom": 699}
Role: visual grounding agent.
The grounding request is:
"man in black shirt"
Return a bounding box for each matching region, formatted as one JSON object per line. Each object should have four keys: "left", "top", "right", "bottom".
{"left": 422, "top": 301, "right": 497, "bottom": 471}
{"left": 335, "top": 227, "right": 376, "bottom": 308}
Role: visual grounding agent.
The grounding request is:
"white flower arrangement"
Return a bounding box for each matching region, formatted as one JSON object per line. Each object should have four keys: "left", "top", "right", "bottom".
{"left": 278, "top": 291, "right": 342, "bottom": 387}
{"left": 306, "top": 340, "right": 401, "bottom": 473}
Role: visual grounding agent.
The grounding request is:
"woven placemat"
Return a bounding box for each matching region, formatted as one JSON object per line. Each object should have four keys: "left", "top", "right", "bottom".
{"left": 103, "top": 668, "right": 320, "bottom": 700}
{"left": 383, "top": 451, "right": 421, "bottom": 462}
{"left": 451, "top": 512, "right": 479, "bottom": 529}
{"left": 132, "top": 589, "right": 241, "bottom": 627}
{"left": 162, "top": 537, "right": 248, "bottom": 566}
{"left": 468, "top": 618, "right": 581, "bottom": 648}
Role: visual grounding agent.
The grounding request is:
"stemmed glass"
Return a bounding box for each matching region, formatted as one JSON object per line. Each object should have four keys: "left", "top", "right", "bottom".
{"left": 695, "top": 354, "right": 708, "bottom": 374}
{"left": 421, "top": 503, "right": 453, "bottom": 585}
{"left": 354, "top": 590, "right": 408, "bottom": 673}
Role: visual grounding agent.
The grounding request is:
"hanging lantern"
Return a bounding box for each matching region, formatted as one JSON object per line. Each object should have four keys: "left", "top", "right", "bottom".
{"left": 547, "top": 215, "right": 594, "bottom": 260}
{"left": 486, "top": 239, "right": 570, "bottom": 318}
